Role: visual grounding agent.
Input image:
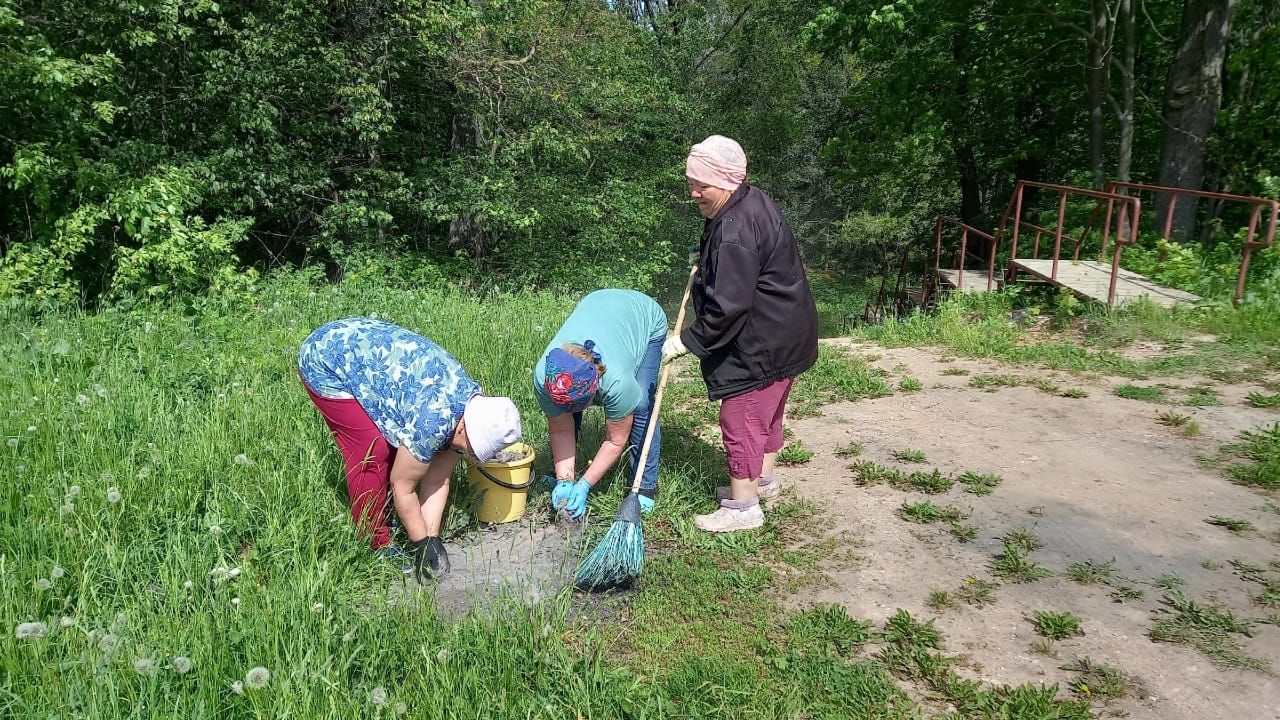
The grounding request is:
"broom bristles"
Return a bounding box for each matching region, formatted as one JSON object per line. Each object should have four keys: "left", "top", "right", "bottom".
{"left": 573, "top": 493, "right": 645, "bottom": 590}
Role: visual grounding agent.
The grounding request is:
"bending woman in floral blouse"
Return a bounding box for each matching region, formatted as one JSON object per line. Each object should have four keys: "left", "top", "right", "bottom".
{"left": 299, "top": 317, "right": 521, "bottom": 583}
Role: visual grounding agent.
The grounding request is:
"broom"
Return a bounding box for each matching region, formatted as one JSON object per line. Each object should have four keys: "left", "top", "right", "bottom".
{"left": 573, "top": 264, "right": 698, "bottom": 591}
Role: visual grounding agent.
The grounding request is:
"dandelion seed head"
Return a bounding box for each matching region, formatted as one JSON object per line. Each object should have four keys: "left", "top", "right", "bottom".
{"left": 541, "top": 623, "right": 552, "bottom": 638}
{"left": 394, "top": 702, "right": 408, "bottom": 715}
{"left": 183, "top": 580, "right": 194, "bottom": 590}
{"left": 26, "top": 425, "right": 36, "bottom": 433}
{"left": 436, "top": 648, "right": 449, "bottom": 663}
{"left": 136, "top": 466, "right": 151, "bottom": 479}
{"left": 144, "top": 322, "right": 153, "bottom": 333}
{"left": 99, "top": 633, "right": 121, "bottom": 653}
{"left": 95, "top": 386, "right": 108, "bottom": 399}
{"left": 244, "top": 666, "right": 270, "bottom": 689}
{"left": 233, "top": 453, "right": 252, "bottom": 466}
{"left": 15, "top": 621, "right": 47, "bottom": 639}
{"left": 209, "top": 524, "right": 221, "bottom": 536}
{"left": 133, "top": 658, "right": 158, "bottom": 677}
{"left": 369, "top": 686, "right": 388, "bottom": 707}
{"left": 76, "top": 394, "right": 89, "bottom": 405}
{"left": 59, "top": 616, "right": 75, "bottom": 628}
{"left": 50, "top": 565, "right": 65, "bottom": 579}
{"left": 227, "top": 567, "right": 241, "bottom": 578}
{"left": 230, "top": 597, "right": 240, "bottom": 606}
{"left": 59, "top": 502, "right": 75, "bottom": 516}
{"left": 6, "top": 438, "right": 17, "bottom": 449}
{"left": 35, "top": 578, "right": 52, "bottom": 591}
{"left": 311, "top": 602, "right": 324, "bottom": 613}
{"left": 172, "top": 656, "right": 193, "bottom": 674}
{"left": 230, "top": 680, "right": 244, "bottom": 695}
{"left": 66, "top": 484, "right": 80, "bottom": 498}
{"left": 106, "top": 487, "right": 122, "bottom": 503}
{"left": 342, "top": 629, "right": 356, "bottom": 643}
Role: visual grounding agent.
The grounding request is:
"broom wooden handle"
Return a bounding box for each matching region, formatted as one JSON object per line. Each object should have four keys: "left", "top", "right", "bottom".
{"left": 629, "top": 263, "right": 698, "bottom": 495}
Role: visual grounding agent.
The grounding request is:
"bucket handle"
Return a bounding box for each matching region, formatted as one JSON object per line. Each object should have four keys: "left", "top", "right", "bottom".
{"left": 470, "top": 461, "right": 534, "bottom": 490}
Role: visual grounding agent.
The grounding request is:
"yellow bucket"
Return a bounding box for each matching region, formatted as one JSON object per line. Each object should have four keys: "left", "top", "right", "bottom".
{"left": 465, "top": 442, "right": 536, "bottom": 524}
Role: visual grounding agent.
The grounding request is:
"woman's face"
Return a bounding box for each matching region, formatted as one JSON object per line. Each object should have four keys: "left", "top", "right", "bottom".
{"left": 687, "top": 178, "right": 731, "bottom": 219}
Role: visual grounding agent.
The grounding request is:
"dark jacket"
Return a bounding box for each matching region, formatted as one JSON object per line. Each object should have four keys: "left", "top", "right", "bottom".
{"left": 679, "top": 183, "right": 818, "bottom": 401}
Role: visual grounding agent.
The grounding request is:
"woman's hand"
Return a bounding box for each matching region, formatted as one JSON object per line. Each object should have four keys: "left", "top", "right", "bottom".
{"left": 562, "top": 479, "right": 592, "bottom": 519}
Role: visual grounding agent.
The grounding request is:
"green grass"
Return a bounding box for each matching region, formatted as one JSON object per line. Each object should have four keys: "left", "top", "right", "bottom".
{"left": 777, "top": 440, "right": 814, "bottom": 466}
{"left": 892, "top": 448, "right": 927, "bottom": 463}
{"left": 1183, "top": 385, "right": 1222, "bottom": 407}
{"left": 957, "top": 471, "right": 1002, "bottom": 495}
{"left": 1032, "top": 610, "right": 1083, "bottom": 640}
{"left": 4, "top": 276, "right": 1113, "bottom": 720}
{"left": 787, "top": 345, "right": 894, "bottom": 418}
{"left": 897, "top": 500, "right": 965, "bottom": 524}
{"left": 948, "top": 522, "right": 978, "bottom": 543}
{"left": 1149, "top": 592, "right": 1269, "bottom": 672}
{"left": 1220, "top": 423, "right": 1280, "bottom": 490}
{"left": 1108, "top": 584, "right": 1145, "bottom": 603}
{"left": 834, "top": 441, "right": 864, "bottom": 458}
{"left": 927, "top": 590, "right": 955, "bottom": 610}
{"left": 1062, "top": 657, "right": 1133, "bottom": 702}
{"left": 857, "top": 290, "right": 1280, "bottom": 382}
{"left": 1247, "top": 392, "right": 1280, "bottom": 408}
{"left": 1205, "top": 516, "right": 1254, "bottom": 533}
{"left": 989, "top": 542, "right": 1052, "bottom": 583}
{"left": 969, "top": 374, "right": 1021, "bottom": 391}
{"left": 941, "top": 367, "right": 970, "bottom": 376}
{"left": 1059, "top": 387, "right": 1089, "bottom": 398}
{"left": 898, "top": 376, "right": 923, "bottom": 392}
{"left": 1066, "top": 559, "right": 1115, "bottom": 585}
{"left": 1001, "top": 527, "right": 1044, "bottom": 553}
{"left": 890, "top": 469, "right": 955, "bottom": 494}
{"left": 955, "top": 577, "right": 999, "bottom": 607}
{"left": 1114, "top": 384, "right": 1165, "bottom": 403}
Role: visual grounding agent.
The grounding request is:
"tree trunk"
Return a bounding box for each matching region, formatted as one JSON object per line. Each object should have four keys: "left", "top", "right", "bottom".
{"left": 1087, "top": 0, "right": 1110, "bottom": 189}
{"left": 1114, "top": 0, "right": 1136, "bottom": 184}
{"left": 1155, "top": 0, "right": 1238, "bottom": 242}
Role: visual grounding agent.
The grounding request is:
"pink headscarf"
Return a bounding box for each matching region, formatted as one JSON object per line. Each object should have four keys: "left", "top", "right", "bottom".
{"left": 685, "top": 135, "right": 747, "bottom": 191}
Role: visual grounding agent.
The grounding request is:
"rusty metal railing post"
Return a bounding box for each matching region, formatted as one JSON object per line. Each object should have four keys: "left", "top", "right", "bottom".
{"left": 958, "top": 228, "right": 969, "bottom": 289}
{"left": 1051, "top": 190, "right": 1068, "bottom": 281}
{"left": 1099, "top": 199, "right": 1115, "bottom": 261}
{"left": 1236, "top": 204, "right": 1263, "bottom": 306}
{"left": 1008, "top": 183, "right": 1025, "bottom": 283}
{"left": 1033, "top": 228, "right": 1042, "bottom": 258}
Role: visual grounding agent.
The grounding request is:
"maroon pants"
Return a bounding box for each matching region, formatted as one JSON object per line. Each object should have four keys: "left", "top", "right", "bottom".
{"left": 302, "top": 380, "right": 394, "bottom": 549}
{"left": 718, "top": 377, "right": 795, "bottom": 480}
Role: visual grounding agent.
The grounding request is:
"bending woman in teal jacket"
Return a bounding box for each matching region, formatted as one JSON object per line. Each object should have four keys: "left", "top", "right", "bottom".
{"left": 533, "top": 289, "right": 668, "bottom": 518}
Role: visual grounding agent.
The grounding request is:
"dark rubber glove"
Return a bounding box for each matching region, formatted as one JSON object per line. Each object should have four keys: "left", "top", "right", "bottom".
{"left": 411, "top": 537, "right": 450, "bottom": 583}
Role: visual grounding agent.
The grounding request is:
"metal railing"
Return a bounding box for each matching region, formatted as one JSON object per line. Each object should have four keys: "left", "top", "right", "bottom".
{"left": 932, "top": 216, "right": 998, "bottom": 293}
{"left": 1099, "top": 181, "right": 1279, "bottom": 305}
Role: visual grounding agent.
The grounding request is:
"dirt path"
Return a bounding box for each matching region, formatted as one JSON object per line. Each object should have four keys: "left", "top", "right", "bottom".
{"left": 781, "top": 341, "right": 1280, "bottom": 720}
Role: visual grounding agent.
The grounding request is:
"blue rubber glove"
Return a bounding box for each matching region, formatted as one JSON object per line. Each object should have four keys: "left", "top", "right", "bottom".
{"left": 563, "top": 479, "right": 592, "bottom": 519}
{"left": 551, "top": 479, "right": 575, "bottom": 510}
{"left": 638, "top": 494, "right": 655, "bottom": 514}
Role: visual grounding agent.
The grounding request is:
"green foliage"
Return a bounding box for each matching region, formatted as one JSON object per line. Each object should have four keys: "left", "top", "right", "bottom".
{"left": 990, "top": 542, "right": 1052, "bottom": 583}
{"left": 897, "top": 500, "right": 964, "bottom": 524}
{"left": 1032, "top": 611, "right": 1083, "bottom": 640}
{"left": 1150, "top": 592, "right": 1268, "bottom": 672}
{"left": 958, "top": 471, "right": 1002, "bottom": 495}
{"left": 777, "top": 441, "right": 815, "bottom": 466}
{"left": 1222, "top": 423, "right": 1280, "bottom": 489}
{"left": 1114, "top": 384, "right": 1165, "bottom": 402}
{"left": 0, "top": 0, "right": 690, "bottom": 302}
{"left": 785, "top": 604, "right": 873, "bottom": 656}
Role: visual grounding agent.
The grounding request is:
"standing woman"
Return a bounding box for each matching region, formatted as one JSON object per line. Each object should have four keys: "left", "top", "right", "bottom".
{"left": 299, "top": 317, "right": 521, "bottom": 582}
{"left": 662, "top": 135, "right": 819, "bottom": 533}
{"left": 534, "top": 290, "right": 669, "bottom": 519}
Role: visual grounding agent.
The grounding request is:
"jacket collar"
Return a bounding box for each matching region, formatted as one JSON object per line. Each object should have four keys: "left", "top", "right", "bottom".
{"left": 707, "top": 183, "right": 751, "bottom": 226}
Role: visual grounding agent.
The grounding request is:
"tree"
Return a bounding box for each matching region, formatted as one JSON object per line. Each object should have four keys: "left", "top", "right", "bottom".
{"left": 1155, "top": 0, "right": 1239, "bottom": 240}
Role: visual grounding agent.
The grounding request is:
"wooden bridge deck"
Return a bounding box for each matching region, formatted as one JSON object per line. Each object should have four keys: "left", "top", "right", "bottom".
{"left": 1009, "top": 258, "right": 1200, "bottom": 308}
{"left": 936, "top": 268, "right": 999, "bottom": 293}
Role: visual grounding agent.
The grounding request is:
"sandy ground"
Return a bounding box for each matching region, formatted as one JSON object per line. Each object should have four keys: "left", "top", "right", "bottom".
{"left": 780, "top": 340, "right": 1280, "bottom": 720}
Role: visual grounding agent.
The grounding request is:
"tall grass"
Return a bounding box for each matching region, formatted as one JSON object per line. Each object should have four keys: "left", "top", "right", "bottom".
{"left": 0, "top": 274, "right": 1099, "bottom": 718}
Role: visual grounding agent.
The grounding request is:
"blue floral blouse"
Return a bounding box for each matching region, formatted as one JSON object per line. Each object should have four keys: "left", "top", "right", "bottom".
{"left": 299, "top": 318, "right": 480, "bottom": 462}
